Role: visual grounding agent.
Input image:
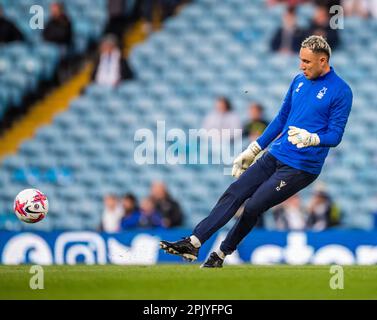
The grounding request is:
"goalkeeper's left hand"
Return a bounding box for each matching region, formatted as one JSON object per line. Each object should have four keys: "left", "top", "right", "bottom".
{"left": 287, "top": 126, "right": 320, "bottom": 148}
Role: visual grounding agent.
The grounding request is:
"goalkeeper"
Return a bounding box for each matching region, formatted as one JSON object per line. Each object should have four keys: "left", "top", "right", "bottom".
{"left": 160, "top": 35, "right": 353, "bottom": 267}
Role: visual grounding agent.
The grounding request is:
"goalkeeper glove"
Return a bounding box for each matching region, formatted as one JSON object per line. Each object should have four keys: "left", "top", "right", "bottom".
{"left": 287, "top": 126, "right": 320, "bottom": 148}
{"left": 232, "top": 141, "right": 262, "bottom": 178}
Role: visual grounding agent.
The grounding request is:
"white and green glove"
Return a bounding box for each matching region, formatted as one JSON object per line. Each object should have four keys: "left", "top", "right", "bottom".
{"left": 232, "top": 141, "right": 262, "bottom": 178}
{"left": 287, "top": 126, "right": 320, "bottom": 148}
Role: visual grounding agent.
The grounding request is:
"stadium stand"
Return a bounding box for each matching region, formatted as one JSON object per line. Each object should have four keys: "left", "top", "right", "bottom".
{"left": 0, "top": 0, "right": 108, "bottom": 125}
{"left": 0, "top": 0, "right": 376, "bottom": 231}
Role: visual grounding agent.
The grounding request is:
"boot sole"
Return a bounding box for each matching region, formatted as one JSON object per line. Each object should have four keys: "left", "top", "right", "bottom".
{"left": 200, "top": 264, "right": 223, "bottom": 268}
{"left": 159, "top": 242, "right": 197, "bottom": 262}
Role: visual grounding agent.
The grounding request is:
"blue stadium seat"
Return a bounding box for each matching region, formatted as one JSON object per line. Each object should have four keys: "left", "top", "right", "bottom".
{"left": 0, "top": 0, "right": 375, "bottom": 231}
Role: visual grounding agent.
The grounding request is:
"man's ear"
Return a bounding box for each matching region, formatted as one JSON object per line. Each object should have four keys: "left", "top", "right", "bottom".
{"left": 320, "top": 55, "right": 327, "bottom": 64}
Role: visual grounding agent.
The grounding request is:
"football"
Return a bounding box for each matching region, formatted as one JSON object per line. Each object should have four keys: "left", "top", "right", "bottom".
{"left": 14, "top": 189, "right": 49, "bottom": 224}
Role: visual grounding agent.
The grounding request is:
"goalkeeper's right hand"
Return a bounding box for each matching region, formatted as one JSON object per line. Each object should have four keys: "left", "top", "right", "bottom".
{"left": 232, "top": 141, "right": 262, "bottom": 178}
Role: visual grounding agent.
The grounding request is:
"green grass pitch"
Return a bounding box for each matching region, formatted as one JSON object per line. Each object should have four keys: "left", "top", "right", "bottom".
{"left": 1, "top": 265, "right": 376, "bottom": 299}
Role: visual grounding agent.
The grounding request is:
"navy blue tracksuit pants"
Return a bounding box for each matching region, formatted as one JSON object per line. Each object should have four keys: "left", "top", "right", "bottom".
{"left": 193, "top": 152, "right": 319, "bottom": 255}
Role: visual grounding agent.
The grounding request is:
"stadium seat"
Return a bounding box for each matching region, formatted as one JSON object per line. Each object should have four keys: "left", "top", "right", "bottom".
{"left": 0, "top": 0, "right": 108, "bottom": 119}
{"left": 1, "top": 0, "right": 376, "bottom": 231}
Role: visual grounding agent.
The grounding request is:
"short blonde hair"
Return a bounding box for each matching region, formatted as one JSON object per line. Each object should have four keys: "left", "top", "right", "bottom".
{"left": 301, "top": 35, "right": 331, "bottom": 60}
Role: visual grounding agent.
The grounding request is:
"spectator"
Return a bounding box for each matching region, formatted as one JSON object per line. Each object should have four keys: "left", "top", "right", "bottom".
{"left": 0, "top": 6, "right": 24, "bottom": 43}
{"left": 120, "top": 193, "right": 141, "bottom": 230}
{"left": 42, "top": 2, "right": 72, "bottom": 53}
{"left": 138, "top": 197, "right": 164, "bottom": 228}
{"left": 362, "top": 0, "right": 377, "bottom": 18}
{"left": 266, "top": 0, "right": 309, "bottom": 7}
{"left": 150, "top": 182, "right": 184, "bottom": 227}
{"left": 242, "top": 103, "right": 269, "bottom": 142}
{"left": 304, "top": 5, "right": 339, "bottom": 49}
{"left": 101, "top": 194, "right": 123, "bottom": 233}
{"left": 315, "top": 0, "right": 341, "bottom": 11}
{"left": 306, "top": 189, "right": 341, "bottom": 230}
{"left": 141, "top": 0, "right": 183, "bottom": 35}
{"left": 272, "top": 194, "right": 306, "bottom": 230}
{"left": 271, "top": 6, "right": 306, "bottom": 54}
{"left": 202, "top": 97, "right": 242, "bottom": 141}
{"left": 342, "top": 0, "right": 377, "bottom": 18}
{"left": 105, "top": 0, "right": 128, "bottom": 44}
{"left": 91, "top": 34, "right": 134, "bottom": 87}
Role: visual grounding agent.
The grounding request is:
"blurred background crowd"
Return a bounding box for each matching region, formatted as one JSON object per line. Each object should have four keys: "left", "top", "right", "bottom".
{"left": 0, "top": 0, "right": 376, "bottom": 233}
